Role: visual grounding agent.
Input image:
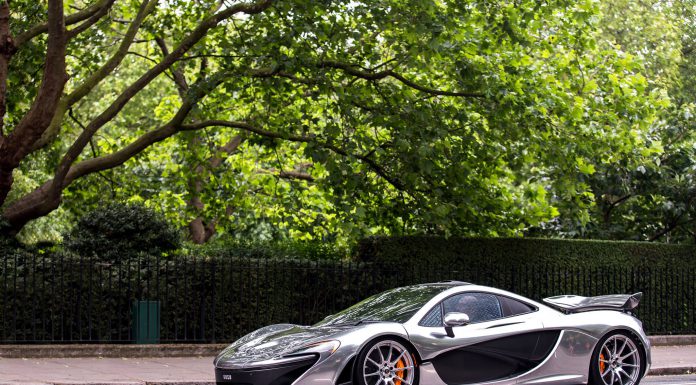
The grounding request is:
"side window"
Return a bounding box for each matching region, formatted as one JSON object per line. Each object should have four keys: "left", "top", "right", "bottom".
{"left": 419, "top": 305, "right": 443, "bottom": 327}
{"left": 442, "top": 293, "right": 502, "bottom": 323}
{"left": 498, "top": 295, "right": 535, "bottom": 317}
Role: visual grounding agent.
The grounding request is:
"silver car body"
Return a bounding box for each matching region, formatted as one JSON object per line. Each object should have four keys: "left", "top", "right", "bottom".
{"left": 214, "top": 282, "right": 651, "bottom": 385}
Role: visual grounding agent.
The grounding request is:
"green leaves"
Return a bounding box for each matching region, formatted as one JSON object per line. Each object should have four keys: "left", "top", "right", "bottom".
{"left": 3, "top": 0, "right": 679, "bottom": 245}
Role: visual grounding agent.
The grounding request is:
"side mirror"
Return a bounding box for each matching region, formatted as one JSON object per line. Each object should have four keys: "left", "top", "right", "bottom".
{"left": 444, "top": 312, "right": 469, "bottom": 337}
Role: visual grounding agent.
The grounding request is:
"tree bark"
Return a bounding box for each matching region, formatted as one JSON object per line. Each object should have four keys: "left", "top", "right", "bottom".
{"left": 15, "top": 0, "right": 111, "bottom": 47}
{"left": 189, "top": 217, "right": 215, "bottom": 244}
{"left": 187, "top": 135, "right": 244, "bottom": 244}
{"left": 2, "top": 70, "right": 216, "bottom": 231}
{"left": 0, "top": 1, "right": 15, "bottom": 200}
{"left": 32, "top": 0, "right": 154, "bottom": 152}
{"left": 0, "top": 182, "right": 61, "bottom": 234}
{"left": 0, "top": 0, "right": 14, "bottom": 136}
{"left": 602, "top": 194, "right": 632, "bottom": 224}
{"left": 0, "top": 0, "right": 67, "bottom": 206}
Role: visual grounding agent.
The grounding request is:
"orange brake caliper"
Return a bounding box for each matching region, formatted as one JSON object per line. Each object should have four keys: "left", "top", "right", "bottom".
{"left": 394, "top": 358, "right": 405, "bottom": 385}
{"left": 599, "top": 353, "right": 606, "bottom": 374}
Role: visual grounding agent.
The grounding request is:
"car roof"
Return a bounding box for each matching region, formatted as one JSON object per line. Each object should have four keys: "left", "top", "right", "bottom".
{"left": 414, "top": 280, "right": 471, "bottom": 288}
{"left": 402, "top": 282, "right": 549, "bottom": 325}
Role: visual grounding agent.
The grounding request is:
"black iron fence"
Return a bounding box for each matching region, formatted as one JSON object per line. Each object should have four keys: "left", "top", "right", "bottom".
{"left": 0, "top": 253, "right": 693, "bottom": 343}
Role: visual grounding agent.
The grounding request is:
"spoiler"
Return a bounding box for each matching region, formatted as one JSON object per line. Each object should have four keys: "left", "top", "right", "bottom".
{"left": 543, "top": 292, "right": 642, "bottom": 314}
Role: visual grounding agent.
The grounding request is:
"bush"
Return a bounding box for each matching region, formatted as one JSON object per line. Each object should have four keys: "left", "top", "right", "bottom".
{"left": 65, "top": 203, "right": 181, "bottom": 262}
{"left": 357, "top": 236, "right": 696, "bottom": 268}
{"left": 0, "top": 220, "right": 20, "bottom": 254}
{"left": 195, "top": 237, "right": 349, "bottom": 261}
{"left": 0, "top": 219, "right": 36, "bottom": 260}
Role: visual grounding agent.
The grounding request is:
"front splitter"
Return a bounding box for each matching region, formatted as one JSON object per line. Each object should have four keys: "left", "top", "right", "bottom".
{"left": 215, "top": 355, "right": 317, "bottom": 385}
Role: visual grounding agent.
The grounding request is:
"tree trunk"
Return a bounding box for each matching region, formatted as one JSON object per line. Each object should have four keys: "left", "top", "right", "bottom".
{"left": 0, "top": 1, "right": 14, "bottom": 136}
{"left": 186, "top": 135, "right": 243, "bottom": 243}
{"left": 0, "top": 0, "right": 67, "bottom": 206}
{"left": 189, "top": 217, "right": 217, "bottom": 244}
{"left": 1, "top": 182, "right": 61, "bottom": 234}
{"left": 0, "top": 0, "right": 16, "bottom": 205}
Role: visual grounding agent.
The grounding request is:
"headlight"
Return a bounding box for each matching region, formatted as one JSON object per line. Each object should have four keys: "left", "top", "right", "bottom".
{"left": 289, "top": 340, "right": 341, "bottom": 355}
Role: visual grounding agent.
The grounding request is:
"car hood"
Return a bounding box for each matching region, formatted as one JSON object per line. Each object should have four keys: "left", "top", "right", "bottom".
{"left": 215, "top": 323, "right": 350, "bottom": 367}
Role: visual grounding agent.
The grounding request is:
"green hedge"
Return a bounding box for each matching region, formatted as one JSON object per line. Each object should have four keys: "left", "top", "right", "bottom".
{"left": 0, "top": 252, "right": 382, "bottom": 343}
{"left": 354, "top": 237, "right": 696, "bottom": 336}
{"left": 357, "top": 236, "right": 696, "bottom": 267}
{"left": 194, "top": 238, "right": 348, "bottom": 261}
{"left": 1, "top": 237, "right": 694, "bottom": 343}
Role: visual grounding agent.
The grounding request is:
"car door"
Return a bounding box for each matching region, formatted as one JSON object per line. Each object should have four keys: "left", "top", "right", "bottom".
{"left": 406, "top": 292, "right": 559, "bottom": 385}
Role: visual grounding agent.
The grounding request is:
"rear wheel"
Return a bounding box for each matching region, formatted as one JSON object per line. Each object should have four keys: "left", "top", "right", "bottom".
{"left": 590, "top": 332, "right": 645, "bottom": 385}
{"left": 354, "top": 338, "right": 418, "bottom": 385}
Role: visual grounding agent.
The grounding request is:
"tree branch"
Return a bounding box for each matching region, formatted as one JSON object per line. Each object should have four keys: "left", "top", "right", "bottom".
{"left": 278, "top": 170, "right": 315, "bottom": 181}
{"left": 15, "top": 0, "right": 111, "bottom": 47}
{"left": 2, "top": 95, "right": 196, "bottom": 230}
{"left": 155, "top": 35, "right": 188, "bottom": 98}
{"left": 1, "top": 55, "right": 240, "bottom": 230}
{"left": 182, "top": 120, "right": 311, "bottom": 141}
{"left": 320, "top": 60, "right": 485, "bottom": 98}
{"left": 602, "top": 193, "right": 632, "bottom": 224}
{"left": 188, "top": 134, "right": 244, "bottom": 243}
{"left": 176, "top": 53, "right": 255, "bottom": 61}
{"left": 67, "top": 0, "right": 116, "bottom": 39}
{"left": 649, "top": 218, "right": 683, "bottom": 242}
{"left": 0, "top": 0, "right": 68, "bottom": 205}
{"left": 50, "top": 0, "right": 273, "bottom": 196}
{"left": 256, "top": 168, "right": 315, "bottom": 181}
{"left": 180, "top": 120, "right": 407, "bottom": 190}
{"left": 0, "top": 0, "right": 15, "bottom": 136}
{"left": 32, "top": 0, "right": 157, "bottom": 152}
{"left": 63, "top": 86, "right": 210, "bottom": 185}
{"left": 210, "top": 135, "right": 243, "bottom": 168}
{"left": 65, "top": 117, "right": 397, "bottom": 195}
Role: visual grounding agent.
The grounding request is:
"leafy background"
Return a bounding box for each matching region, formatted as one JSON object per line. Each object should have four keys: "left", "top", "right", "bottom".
{"left": 0, "top": 0, "right": 693, "bottom": 247}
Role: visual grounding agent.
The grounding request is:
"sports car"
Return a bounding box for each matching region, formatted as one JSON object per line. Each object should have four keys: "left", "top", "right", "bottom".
{"left": 214, "top": 281, "right": 650, "bottom": 385}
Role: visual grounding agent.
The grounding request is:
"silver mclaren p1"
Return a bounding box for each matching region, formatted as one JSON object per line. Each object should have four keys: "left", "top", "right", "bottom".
{"left": 214, "top": 281, "right": 650, "bottom": 385}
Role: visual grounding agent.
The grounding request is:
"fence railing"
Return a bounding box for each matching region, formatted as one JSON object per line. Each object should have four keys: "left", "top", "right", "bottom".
{"left": 0, "top": 253, "right": 693, "bottom": 343}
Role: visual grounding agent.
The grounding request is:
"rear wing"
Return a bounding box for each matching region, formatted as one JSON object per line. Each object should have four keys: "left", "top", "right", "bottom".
{"left": 543, "top": 292, "right": 642, "bottom": 314}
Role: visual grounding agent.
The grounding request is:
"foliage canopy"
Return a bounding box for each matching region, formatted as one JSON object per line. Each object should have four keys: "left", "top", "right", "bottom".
{"left": 0, "top": 0, "right": 689, "bottom": 245}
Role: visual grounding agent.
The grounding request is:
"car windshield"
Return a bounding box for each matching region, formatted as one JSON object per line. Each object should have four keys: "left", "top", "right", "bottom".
{"left": 315, "top": 285, "right": 451, "bottom": 326}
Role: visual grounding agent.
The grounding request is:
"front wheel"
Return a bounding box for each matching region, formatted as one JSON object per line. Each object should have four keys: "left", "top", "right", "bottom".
{"left": 354, "top": 338, "right": 418, "bottom": 385}
{"left": 589, "top": 332, "right": 645, "bottom": 385}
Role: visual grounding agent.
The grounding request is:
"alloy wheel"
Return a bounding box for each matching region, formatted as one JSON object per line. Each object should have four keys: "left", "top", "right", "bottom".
{"left": 597, "top": 334, "right": 642, "bottom": 385}
{"left": 362, "top": 340, "right": 415, "bottom": 385}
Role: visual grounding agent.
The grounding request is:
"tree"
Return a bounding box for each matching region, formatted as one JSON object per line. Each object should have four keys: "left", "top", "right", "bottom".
{"left": 0, "top": 0, "right": 273, "bottom": 232}
{"left": 539, "top": 0, "right": 696, "bottom": 243}
{"left": 0, "top": 0, "right": 660, "bottom": 243}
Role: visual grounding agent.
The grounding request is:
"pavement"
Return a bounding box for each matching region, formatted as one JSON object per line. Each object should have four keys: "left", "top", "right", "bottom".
{"left": 652, "top": 345, "right": 696, "bottom": 375}
{"left": 0, "top": 356, "right": 213, "bottom": 384}
{"left": 0, "top": 344, "right": 693, "bottom": 384}
{"left": 644, "top": 374, "right": 696, "bottom": 385}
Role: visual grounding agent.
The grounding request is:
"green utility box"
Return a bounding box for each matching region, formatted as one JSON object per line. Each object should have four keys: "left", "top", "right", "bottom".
{"left": 132, "top": 300, "right": 160, "bottom": 344}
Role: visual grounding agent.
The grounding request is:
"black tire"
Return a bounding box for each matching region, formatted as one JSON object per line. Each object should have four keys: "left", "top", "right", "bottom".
{"left": 353, "top": 337, "right": 419, "bottom": 385}
{"left": 589, "top": 331, "right": 646, "bottom": 385}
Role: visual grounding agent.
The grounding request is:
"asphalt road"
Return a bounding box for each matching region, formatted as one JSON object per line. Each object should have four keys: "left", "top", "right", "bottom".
{"left": 645, "top": 375, "right": 696, "bottom": 385}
